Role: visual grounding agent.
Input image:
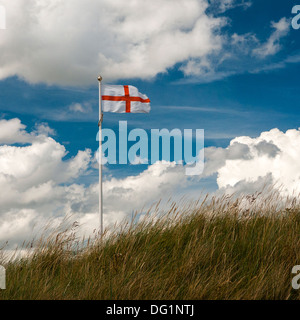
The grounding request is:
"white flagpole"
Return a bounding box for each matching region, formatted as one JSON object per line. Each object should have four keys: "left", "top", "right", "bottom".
{"left": 98, "top": 75, "right": 103, "bottom": 236}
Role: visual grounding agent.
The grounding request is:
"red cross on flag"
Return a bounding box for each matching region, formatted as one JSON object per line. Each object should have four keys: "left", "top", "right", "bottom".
{"left": 102, "top": 85, "right": 151, "bottom": 113}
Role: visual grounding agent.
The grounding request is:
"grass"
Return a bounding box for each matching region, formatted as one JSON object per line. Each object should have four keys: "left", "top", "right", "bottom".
{"left": 0, "top": 193, "right": 300, "bottom": 300}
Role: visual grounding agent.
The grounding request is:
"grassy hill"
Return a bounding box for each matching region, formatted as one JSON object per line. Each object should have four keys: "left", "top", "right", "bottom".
{"left": 1, "top": 194, "right": 300, "bottom": 300}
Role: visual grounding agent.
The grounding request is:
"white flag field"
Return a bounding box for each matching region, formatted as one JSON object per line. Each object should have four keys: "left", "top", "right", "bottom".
{"left": 102, "top": 85, "right": 151, "bottom": 113}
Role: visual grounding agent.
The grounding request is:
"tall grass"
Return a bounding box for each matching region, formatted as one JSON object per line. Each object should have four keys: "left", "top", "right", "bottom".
{"left": 0, "top": 193, "right": 300, "bottom": 300}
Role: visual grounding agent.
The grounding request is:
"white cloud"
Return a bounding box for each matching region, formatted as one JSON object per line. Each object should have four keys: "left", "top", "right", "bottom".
{"left": 0, "top": 118, "right": 93, "bottom": 246}
{"left": 253, "top": 17, "right": 290, "bottom": 58}
{"left": 0, "top": 118, "right": 55, "bottom": 145}
{"left": 0, "top": 0, "right": 226, "bottom": 86}
{"left": 0, "top": 1, "right": 290, "bottom": 86}
{"left": 130, "top": 156, "right": 149, "bottom": 165}
{"left": 231, "top": 32, "right": 258, "bottom": 53}
{"left": 0, "top": 118, "right": 32, "bottom": 144}
{"left": 0, "top": 118, "right": 190, "bottom": 248}
{"left": 2, "top": 118, "right": 300, "bottom": 248}
{"left": 69, "top": 102, "right": 92, "bottom": 114}
{"left": 179, "top": 16, "right": 291, "bottom": 82}
{"left": 185, "top": 127, "right": 300, "bottom": 198}
{"left": 215, "top": 128, "right": 300, "bottom": 197}
{"left": 250, "top": 54, "right": 300, "bottom": 74}
{"left": 211, "top": 0, "right": 252, "bottom": 13}
{"left": 34, "top": 122, "right": 56, "bottom": 136}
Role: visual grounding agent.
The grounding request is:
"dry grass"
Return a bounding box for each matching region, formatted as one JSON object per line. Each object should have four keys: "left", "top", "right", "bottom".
{"left": 0, "top": 193, "right": 300, "bottom": 300}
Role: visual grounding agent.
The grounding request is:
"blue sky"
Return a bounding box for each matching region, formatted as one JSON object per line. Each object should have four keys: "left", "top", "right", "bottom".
{"left": 1, "top": 1, "right": 299, "bottom": 161}
{"left": 1, "top": 0, "right": 300, "bottom": 244}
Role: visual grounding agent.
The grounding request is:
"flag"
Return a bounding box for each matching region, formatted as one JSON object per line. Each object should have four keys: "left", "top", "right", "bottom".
{"left": 102, "top": 85, "right": 150, "bottom": 113}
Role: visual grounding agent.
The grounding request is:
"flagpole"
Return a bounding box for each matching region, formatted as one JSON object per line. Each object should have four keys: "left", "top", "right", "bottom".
{"left": 98, "top": 75, "right": 103, "bottom": 236}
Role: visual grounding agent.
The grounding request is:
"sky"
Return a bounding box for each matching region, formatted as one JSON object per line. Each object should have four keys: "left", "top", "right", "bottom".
{"left": 0, "top": 0, "right": 300, "bottom": 247}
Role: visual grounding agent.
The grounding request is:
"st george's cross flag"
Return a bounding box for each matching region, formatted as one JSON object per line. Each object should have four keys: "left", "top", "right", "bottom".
{"left": 102, "top": 85, "right": 151, "bottom": 113}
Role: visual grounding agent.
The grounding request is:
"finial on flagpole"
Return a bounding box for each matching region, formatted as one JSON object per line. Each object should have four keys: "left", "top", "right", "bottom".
{"left": 98, "top": 75, "right": 103, "bottom": 82}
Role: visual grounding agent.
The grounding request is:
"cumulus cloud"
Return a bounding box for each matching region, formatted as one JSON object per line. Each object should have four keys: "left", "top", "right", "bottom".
{"left": 2, "top": 118, "right": 300, "bottom": 248}
{"left": 0, "top": 118, "right": 55, "bottom": 144}
{"left": 0, "top": 1, "right": 290, "bottom": 86}
{"left": 193, "top": 127, "right": 300, "bottom": 198}
{"left": 0, "top": 118, "right": 32, "bottom": 144}
{"left": 0, "top": 118, "right": 93, "bottom": 246}
{"left": 0, "top": 0, "right": 227, "bottom": 86}
{"left": 0, "top": 118, "right": 190, "bottom": 247}
{"left": 215, "top": 128, "right": 300, "bottom": 197}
